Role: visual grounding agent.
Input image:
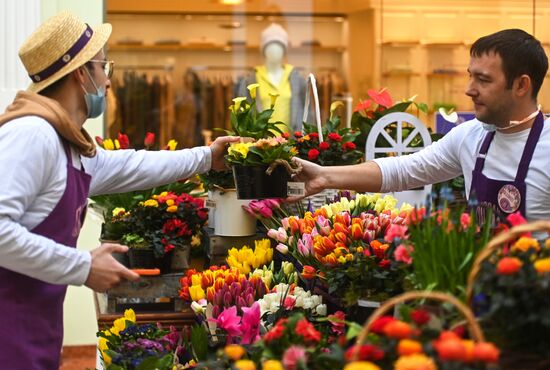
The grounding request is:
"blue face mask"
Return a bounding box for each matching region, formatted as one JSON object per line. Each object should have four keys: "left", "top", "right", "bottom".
{"left": 81, "top": 67, "right": 106, "bottom": 119}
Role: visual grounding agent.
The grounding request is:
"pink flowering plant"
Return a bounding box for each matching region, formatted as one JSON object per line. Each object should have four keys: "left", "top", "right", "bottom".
{"left": 351, "top": 88, "right": 429, "bottom": 150}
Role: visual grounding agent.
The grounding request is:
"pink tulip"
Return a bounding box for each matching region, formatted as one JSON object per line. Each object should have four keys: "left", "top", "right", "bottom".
{"left": 297, "top": 234, "right": 313, "bottom": 256}
{"left": 281, "top": 217, "right": 290, "bottom": 231}
{"left": 264, "top": 198, "right": 281, "bottom": 209}
{"left": 268, "top": 227, "right": 288, "bottom": 243}
{"left": 276, "top": 244, "right": 289, "bottom": 255}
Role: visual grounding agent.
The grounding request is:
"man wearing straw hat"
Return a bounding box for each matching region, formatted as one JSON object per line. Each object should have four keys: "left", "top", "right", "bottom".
{"left": 0, "top": 11, "right": 237, "bottom": 369}
{"left": 293, "top": 28, "right": 550, "bottom": 223}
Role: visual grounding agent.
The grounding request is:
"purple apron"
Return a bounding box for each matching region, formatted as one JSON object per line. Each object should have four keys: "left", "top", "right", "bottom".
{"left": 0, "top": 141, "right": 91, "bottom": 369}
{"left": 470, "top": 112, "right": 543, "bottom": 221}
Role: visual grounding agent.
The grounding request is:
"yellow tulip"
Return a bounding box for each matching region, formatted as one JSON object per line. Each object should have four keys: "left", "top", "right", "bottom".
{"left": 234, "top": 359, "right": 256, "bottom": 370}
{"left": 263, "top": 360, "right": 283, "bottom": 370}
{"left": 512, "top": 237, "right": 540, "bottom": 252}
{"left": 98, "top": 337, "right": 111, "bottom": 364}
{"left": 114, "top": 139, "right": 121, "bottom": 150}
{"left": 123, "top": 308, "right": 136, "bottom": 323}
{"left": 103, "top": 139, "right": 115, "bottom": 150}
{"left": 224, "top": 344, "right": 246, "bottom": 361}
{"left": 188, "top": 285, "right": 205, "bottom": 301}
{"left": 166, "top": 205, "right": 178, "bottom": 213}
{"left": 166, "top": 139, "right": 178, "bottom": 151}
{"left": 344, "top": 362, "right": 381, "bottom": 370}
{"left": 534, "top": 257, "right": 550, "bottom": 273}
{"left": 247, "top": 83, "right": 260, "bottom": 99}
{"left": 191, "top": 274, "right": 202, "bottom": 287}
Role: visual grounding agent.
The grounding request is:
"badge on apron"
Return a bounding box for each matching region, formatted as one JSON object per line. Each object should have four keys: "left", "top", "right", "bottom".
{"left": 497, "top": 184, "right": 521, "bottom": 213}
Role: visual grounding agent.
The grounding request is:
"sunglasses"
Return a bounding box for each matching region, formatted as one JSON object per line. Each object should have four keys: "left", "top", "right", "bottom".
{"left": 88, "top": 59, "right": 115, "bottom": 79}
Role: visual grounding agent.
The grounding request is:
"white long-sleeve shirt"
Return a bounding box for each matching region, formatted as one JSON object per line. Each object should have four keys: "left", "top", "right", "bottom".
{"left": 373, "top": 118, "right": 550, "bottom": 221}
{"left": 0, "top": 116, "right": 211, "bottom": 286}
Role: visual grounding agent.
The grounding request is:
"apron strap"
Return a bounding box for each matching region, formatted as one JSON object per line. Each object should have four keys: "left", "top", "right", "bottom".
{"left": 473, "top": 131, "right": 495, "bottom": 173}
{"left": 515, "top": 111, "right": 544, "bottom": 181}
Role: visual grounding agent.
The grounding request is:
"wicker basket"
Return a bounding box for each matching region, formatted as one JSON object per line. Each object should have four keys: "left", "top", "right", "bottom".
{"left": 351, "top": 290, "right": 485, "bottom": 362}
{"left": 466, "top": 220, "right": 550, "bottom": 370}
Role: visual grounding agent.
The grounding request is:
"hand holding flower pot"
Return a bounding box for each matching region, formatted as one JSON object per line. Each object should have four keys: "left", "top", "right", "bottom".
{"left": 224, "top": 84, "right": 301, "bottom": 199}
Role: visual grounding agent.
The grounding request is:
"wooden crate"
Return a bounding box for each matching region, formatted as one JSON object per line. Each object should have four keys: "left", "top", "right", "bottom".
{"left": 94, "top": 273, "right": 195, "bottom": 331}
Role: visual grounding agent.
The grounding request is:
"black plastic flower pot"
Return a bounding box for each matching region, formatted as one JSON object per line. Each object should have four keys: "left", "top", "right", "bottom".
{"left": 127, "top": 248, "right": 156, "bottom": 269}
{"left": 232, "top": 164, "right": 290, "bottom": 199}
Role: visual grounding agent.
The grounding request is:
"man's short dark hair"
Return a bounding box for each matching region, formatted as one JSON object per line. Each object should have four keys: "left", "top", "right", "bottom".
{"left": 471, "top": 29, "right": 548, "bottom": 99}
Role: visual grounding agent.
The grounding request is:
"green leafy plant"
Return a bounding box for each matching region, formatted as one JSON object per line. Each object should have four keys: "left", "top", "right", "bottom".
{"left": 405, "top": 206, "right": 492, "bottom": 299}
{"left": 198, "top": 170, "right": 235, "bottom": 191}
{"left": 222, "top": 83, "right": 284, "bottom": 140}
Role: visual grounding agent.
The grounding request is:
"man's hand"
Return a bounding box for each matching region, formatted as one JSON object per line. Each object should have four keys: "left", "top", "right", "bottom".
{"left": 209, "top": 136, "right": 241, "bottom": 171}
{"left": 286, "top": 157, "right": 328, "bottom": 202}
{"left": 85, "top": 243, "right": 140, "bottom": 293}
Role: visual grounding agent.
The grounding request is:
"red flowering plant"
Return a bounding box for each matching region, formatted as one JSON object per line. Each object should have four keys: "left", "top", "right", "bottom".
{"left": 267, "top": 193, "right": 415, "bottom": 307}
{"left": 469, "top": 217, "right": 550, "bottom": 358}
{"left": 122, "top": 191, "right": 208, "bottom": 258}
{"left": 345, "top": 298, "right": 500, "bottom": 370}
{"left": 292, "top": 101, "right": 363, "bottom": 166}
{"left": 91, "top": 132, "right": 200, "bottom": 240}
{"left": 351, "top": 88, "right": 429, "bottom": 150}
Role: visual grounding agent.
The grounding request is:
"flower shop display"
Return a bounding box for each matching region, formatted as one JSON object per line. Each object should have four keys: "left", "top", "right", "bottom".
{"left": 351, "top": 88, "right": 429, "bottom": 152}
{"left": 119, "top": 191, "right": 208, "bottom": 271}
{"left": 223, "top": 84, "right": 300, "bottom": 199}
{"left": 348, "top": 291, "right": 500, "bottom": 370}
{"left": 268, "top": 193, "right": 415, "bottom": 310}
{"left": 91, "top": 132, "right": 200, "bottom": 241}
{"left": 467, "top": 220, "right": 550, "bottom": 369}
{"left": 243, "top": 198, "right": 302, "bottom": 231}
{"left": 97, "top": 309, "right": 193, "bottom": 370}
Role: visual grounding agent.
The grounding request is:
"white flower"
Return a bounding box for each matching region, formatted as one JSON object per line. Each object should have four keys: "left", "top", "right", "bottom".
{"left": 316, "top": 304, "right": 327, "bottom": 316}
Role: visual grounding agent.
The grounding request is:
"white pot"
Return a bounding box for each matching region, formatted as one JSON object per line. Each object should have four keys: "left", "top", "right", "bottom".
{"left": 211, "top": 189, "right": 256, "bottom": 236}
{"left": 206, "top": 190, "right": 216, "bottom": 228}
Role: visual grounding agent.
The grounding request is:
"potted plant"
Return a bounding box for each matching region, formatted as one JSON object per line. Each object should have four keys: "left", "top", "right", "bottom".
{"left": 122, "top": 191, "right": 209, "bottom": 272}
{"left": 467, "top": 220, "right": 550, "bottom": 369}
{"left": 90, "top": 132, "right": 199, "bottom": 241}
{"left": 292, "top": 101, "right": 364, "bottom": 210}
{"left": 199, "top": 170, "right": 257, "bottom": 237}
{"left": 223, "top": 84, "right": 300, "bottom": 199}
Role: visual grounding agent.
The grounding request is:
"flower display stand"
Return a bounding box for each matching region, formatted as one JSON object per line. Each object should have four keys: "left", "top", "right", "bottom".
{"left": 94, "top": 273, "right": 194, "bottom": 332}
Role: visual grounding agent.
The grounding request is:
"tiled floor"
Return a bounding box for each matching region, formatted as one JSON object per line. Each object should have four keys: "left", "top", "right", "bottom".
{"left": 60, "top": 345, "right": 97, "bottom": 370}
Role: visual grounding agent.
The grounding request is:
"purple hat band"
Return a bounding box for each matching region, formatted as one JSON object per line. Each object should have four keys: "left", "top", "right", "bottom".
{"left": 30, "top": 24, "right": 93, "bottom": 83}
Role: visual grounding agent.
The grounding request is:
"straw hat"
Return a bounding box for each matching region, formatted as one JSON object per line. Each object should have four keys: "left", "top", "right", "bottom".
{"left": 19, "top": 10, "right": 112, "bottom": 93}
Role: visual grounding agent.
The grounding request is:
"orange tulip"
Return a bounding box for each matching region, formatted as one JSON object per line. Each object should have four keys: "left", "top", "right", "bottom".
{"left": 351, "top": 223, "right": 363, "bottom": 240}
{"left": 496, "top": 257, "right": 522, "bottom": 275}
{"left": 301, "top": 265, "right": 316, "bottom": 279}
{"left": 397, "top": 339, "right": 423, "bottom": 356}
{"left": 473, "top": 342, "right": 500, "bottom": 363}
{"left": 383, "top": 320, "right": 413, "bottom": 339}
{"left": 434, "top": 338, "right": 467, "bottom": 361}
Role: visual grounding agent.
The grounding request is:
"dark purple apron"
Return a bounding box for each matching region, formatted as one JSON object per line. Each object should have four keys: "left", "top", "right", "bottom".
{"left": 470, "top": 112, "right": 543, "bottom": 221}
{"left": 0, "top": 141, "right": 91, "bottom": 369}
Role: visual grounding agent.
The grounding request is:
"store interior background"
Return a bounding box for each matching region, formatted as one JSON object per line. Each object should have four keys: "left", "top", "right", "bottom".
{"left": 2, "top": 0, "right": 550, "bottom": 347}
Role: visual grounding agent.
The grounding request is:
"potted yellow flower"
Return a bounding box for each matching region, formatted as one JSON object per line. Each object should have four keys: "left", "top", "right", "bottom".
{"left": 224, "top": 84, "right": 300, "bottom": 199}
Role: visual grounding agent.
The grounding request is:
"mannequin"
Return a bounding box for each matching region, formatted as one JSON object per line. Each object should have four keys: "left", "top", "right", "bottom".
{"left": 237, "top": 23, "right": 311, "bottom": 133}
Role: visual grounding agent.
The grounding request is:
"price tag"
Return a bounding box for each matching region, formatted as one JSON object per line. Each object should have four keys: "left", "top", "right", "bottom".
{"left": 287, "top": 182, "right": 305, "bottom": 197}
{"left": 205, "top": 199, "right": 216, "bottom": 209}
